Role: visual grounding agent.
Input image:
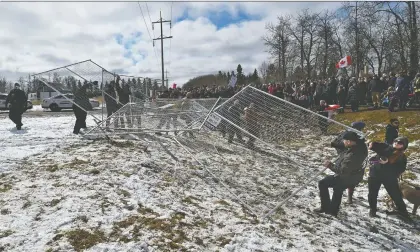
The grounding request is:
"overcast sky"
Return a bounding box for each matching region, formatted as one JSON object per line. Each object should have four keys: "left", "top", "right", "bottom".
{"left": 0, "top": 1, "right": 341, "bottom": 86}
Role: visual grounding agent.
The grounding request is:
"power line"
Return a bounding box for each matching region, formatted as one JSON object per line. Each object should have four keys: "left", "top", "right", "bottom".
{"left": 146, "top": 3, "right": 154, "bottom": 37}
{"left": 137, "top": 2, "right": 159, "bottom": 66}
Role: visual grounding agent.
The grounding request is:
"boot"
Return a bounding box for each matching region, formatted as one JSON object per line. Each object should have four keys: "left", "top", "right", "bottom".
{"left": 347, "top": 189, "right": 354, "bottom": 204}
{"left": 369, "top": 209, "right": 377, "bottom": 218}
{"left": 314, "top": 208, "right": 328, "bottom": 214}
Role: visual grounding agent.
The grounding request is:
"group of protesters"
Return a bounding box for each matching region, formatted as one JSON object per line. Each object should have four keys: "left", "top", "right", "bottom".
{"left": 158, "top": 70, "right": 420, "bottom": 114}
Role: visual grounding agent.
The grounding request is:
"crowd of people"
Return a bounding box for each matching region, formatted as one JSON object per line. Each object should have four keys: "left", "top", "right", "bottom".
{"left": 158, "top": 71, "right": 420, "bottom": 113}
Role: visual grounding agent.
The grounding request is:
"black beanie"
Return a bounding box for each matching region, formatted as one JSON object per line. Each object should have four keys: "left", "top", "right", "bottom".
{"left": 342, "top": 131, "right": 359, "bottom": 142}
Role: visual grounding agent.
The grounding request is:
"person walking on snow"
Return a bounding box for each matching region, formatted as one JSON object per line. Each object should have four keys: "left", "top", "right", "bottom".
{"left": 331, "top": 121, "right": 366, "bottom": 204}
{"left": 5, "top": 83, "right": 27, "bottom": 130}
{"left": 72, "top": 84, "right": 92, "bottom": 135}
{"left": 315, "top": 131, "right": 368, "bottom": 217}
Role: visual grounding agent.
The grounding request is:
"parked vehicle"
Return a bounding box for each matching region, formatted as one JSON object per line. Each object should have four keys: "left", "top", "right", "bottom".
{"left": 42, "top": 94, "right": 100, "bottom": 112}
{"left": 0, "top": 93, "right": 33, "bottom": 110}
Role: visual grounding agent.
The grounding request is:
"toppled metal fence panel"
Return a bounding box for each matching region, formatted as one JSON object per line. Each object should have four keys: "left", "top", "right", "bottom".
{"left": 174, "top": 85, "right": 364, "bottom": 219}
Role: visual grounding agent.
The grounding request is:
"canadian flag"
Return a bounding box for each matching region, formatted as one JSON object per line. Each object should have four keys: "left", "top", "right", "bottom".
{"left": 336, "top": 56, "right": 352, "bottom": 69}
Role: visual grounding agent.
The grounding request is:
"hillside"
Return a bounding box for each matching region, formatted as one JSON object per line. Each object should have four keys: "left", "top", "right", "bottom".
{"left": 0, "top": 108, "right": 420, "bottom": 251}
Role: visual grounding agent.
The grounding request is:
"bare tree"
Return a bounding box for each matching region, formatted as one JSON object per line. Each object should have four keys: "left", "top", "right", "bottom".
{"left": 258, "top": 61, "right": 269, "bottom": 83}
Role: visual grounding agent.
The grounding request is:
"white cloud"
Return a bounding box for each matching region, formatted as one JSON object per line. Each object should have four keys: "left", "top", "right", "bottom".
{"left": 0, "top": 1, "right": 342, "bottom": 86}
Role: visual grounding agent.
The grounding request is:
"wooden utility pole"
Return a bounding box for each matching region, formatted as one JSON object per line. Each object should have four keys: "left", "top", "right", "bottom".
{"left": 152, "top": 11, "right": 172, "bottom": 93}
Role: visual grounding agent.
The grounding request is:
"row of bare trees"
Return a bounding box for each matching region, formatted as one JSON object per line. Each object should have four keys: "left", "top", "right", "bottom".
{"left": 262, "top": 2, "right": 420, "bottom": 82}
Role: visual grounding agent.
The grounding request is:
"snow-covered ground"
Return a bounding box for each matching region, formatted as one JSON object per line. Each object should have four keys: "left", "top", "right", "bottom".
{"left": 0, "top": 111, "right": 420, "bottom": 252}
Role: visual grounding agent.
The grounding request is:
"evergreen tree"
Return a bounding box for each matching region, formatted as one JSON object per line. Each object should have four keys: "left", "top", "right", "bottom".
{"left": 0, "top": 77, "right": 7, "bottom": 93}
{"left": 236, "top": 64, "right": 244, "bottom": 85}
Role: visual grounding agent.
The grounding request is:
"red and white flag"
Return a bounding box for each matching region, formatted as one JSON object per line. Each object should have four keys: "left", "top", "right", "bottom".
{"left": 336, "top": 56, "right": 352, "bottom": 69}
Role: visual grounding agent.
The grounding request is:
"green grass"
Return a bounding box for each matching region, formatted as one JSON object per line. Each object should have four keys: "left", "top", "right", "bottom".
{"left": 64, "top": 229, "right": 106, "bottom": 252}
{"left": 335, "top": 109, "right": 420, "bottom": 156}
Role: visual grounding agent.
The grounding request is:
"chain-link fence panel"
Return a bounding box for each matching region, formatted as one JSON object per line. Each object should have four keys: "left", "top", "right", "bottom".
{"left": 84, "top": 98, "right": 221, "bottom": 137}
{"left": 172, "top": 85, "right": 364, "bottom": 219}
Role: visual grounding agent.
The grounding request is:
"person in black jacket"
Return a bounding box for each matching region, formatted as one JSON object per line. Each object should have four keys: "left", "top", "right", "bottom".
{"left": 104, "top": 81, "right": 118, "bottom": 129}
{"left": 5, "top": 83, "right": 27, "bottom": 130}
{"left": 316, "top": 131, "right": 368, "bottom": 217}
{"left": 115, "top": 75, "right": 132, "bottom": 127}
{"left": 385, "top": 118, "right": 399, "bottom": 145}
{"left": 367, "top": 137, "right": 410, "bottom": 220}
{"left": 337, "top": 86, "right": 346, "bottom": 112}
{"left": 317, "top": 100, "right": 329, "bottom": 135}
{"left": 369, "top": 75, "right": 384, "bottom": 108}
{"left": 331, "top": 121, "right": 366, "bottom": 204}
{"left": 227, "top": 100, "right": 243, "bottom": 144}
{"left": 72, "top": 84, "right": 92, "bottom": 134}
{"left": 347, "top": 84, "right": 359, "bottom": 112}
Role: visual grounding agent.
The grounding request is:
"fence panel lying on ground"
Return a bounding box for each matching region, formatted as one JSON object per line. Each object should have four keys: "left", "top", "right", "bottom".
{"left": 173, "top": 85, "right": 364, "bottom": 219}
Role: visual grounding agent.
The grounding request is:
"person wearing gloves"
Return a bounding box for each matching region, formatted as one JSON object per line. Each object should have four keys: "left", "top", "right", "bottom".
{"left": 331, "top": 121, "right": 367, "bottom": 204}
{"left": 316, "top": 131, "right": 368, "bottom": 217}
{"left": 367, "top": 137, "right": 411, "bottom": 221}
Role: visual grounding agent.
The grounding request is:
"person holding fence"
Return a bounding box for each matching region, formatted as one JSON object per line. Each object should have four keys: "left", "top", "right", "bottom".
{"left": 330, "top": 121, "right": 366, "bottom": 204}
{"left": 72, "top": 84, "right": 92, "bottom": 135}
{"left": 227, "top": 100, "right": 243, "bottom": 144}
{"left": 367, "top": 137, "right": 411, "bottom": 221}
{"left": 104, "top": 81, "right": 118, "bottom": 129}
{"left": 115, "top": 75, "right": 132, "bottom": 128}
{"left": 5, "top": 83, "right": 27, "bottom": 130}
{"left": 315, "top": 131, "right": 368, "bottom": 217}
{"left": 244, "top": 102, "right": 258, "bottom": 148}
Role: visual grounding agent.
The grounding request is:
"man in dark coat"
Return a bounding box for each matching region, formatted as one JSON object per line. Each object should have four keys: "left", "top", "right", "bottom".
{"left": 369, "top": 75, "right": 384, "bottom": 109}
{"left": 367, "top": 137, "right": 410, "bottom": 220}
{"left": 227, "top": 100, "right": 243, "bottom": 144}
{"left": 104, "top": 81, "right": 118, "bottom": 128}
{"left": 347, "top": 84, "right": 359, "bottom": 112}
{"left": 115, "top": 75, "right": 132, "bottom": 127}
{"left": 395, "top": 72, "right": 412, "bottom": 110}
{"left": 331, "top": 121, "right": 366, "bottom": 204}
{"left": 5, "top": 83, "right": 27, "bottom": 130}
{"left": 72, "top": 84, "right": 92, "bottom": 134}
{"left": 315, "top": 131, "right": 368, "bottom": 217}
{"left": 385, "top": 118, "right": 399, "bottom": 145}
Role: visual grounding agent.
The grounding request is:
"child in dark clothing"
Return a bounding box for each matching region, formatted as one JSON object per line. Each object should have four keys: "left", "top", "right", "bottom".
{"left": 385, "top": 118, "right": 399, "bottom": 145}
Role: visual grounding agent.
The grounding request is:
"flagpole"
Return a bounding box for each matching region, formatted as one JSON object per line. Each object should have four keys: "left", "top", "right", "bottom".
{"left": 355, "top": 1, "right": 359, "bottom": 78}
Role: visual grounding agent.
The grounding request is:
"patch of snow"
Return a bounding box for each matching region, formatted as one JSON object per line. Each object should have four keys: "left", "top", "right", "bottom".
{"left": 0, "top": 112, "right": 419, "bottom": 252}
{"left": 30, "top": 105, "right": 44, "bottom": 112}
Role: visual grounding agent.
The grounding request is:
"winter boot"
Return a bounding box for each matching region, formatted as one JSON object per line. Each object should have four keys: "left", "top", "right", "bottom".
{"left": 347, "top": 188, "right": 354, "bottom": 204}
{"left": 369, "top": 209, "right": 377, "bottom": 218}
{"left": 314, "top": 208, "right": 329, "bottom": 214}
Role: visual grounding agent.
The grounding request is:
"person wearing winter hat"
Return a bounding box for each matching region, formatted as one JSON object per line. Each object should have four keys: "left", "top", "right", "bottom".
{"left": 367, "top": 137, "right": 411, "bottom": 221}
{"left": 331, "top": 121, "right": 366, "bottom": 204}
{"left": 316, "top": 131, "right": 368, "bottom": 217}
